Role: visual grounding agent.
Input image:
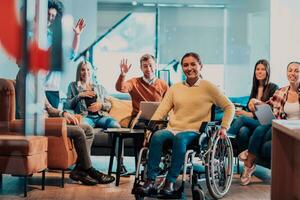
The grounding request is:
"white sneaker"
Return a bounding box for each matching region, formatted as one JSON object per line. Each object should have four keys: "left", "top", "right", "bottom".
{"left": 238, "top": 150, "right": 248, "bottom": 161}
{"left": 240, "top": 164, "right": 256, "bottom": 186}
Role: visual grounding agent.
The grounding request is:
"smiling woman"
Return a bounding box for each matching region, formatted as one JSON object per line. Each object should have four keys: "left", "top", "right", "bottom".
{"left": 66, "top": 60, "right": 121, "bottom": 129}
{"left": 227, "top": 59, "right": 278, "bottom": 156}
{"left": 136, "top": 52, "right": 235, "bottom": 196}
{"left": 240, "top": 61, "right": 300, "bottom": 186}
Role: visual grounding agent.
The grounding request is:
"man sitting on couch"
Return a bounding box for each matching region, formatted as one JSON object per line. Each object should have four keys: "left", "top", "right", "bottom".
{"left": 19, "top": 97, "right": 115, "bottom": 185}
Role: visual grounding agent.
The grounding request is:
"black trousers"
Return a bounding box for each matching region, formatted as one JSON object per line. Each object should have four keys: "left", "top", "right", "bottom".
{"left": 67, "top": 124, "right": 94, "bottom": 170}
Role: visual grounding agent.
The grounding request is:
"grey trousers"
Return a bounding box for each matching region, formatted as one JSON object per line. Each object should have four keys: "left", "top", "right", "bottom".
{"left": 67, "top": 124, "right": 94, "bottom": 170}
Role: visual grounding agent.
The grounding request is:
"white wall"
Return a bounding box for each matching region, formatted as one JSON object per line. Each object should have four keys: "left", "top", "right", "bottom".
{"left": 59, "top": 0, "right": 98, "bottom": 96}
{"left": 0, "top": 47, "right": 18, "bottom": 79}
{"left": 224, "top": 0, "right": 270, "bottom": 97}
{"left": 270, "top": 0, "right": 300, "bottom": 87}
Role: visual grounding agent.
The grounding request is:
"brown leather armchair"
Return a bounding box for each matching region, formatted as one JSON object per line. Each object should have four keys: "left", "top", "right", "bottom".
{"left": 0, "top": 78, "right": 77, "bottom": 188}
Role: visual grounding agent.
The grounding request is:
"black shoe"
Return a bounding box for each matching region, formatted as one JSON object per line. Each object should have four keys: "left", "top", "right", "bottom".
{"left": 136, "top": 180, "right": 157, "bottom": 196}
{"left": 87, "top": 167, "right": 115, "bottom": 184}
{"left": 120, "top": 164, "right": 130, "bottom": 177}
{"left": 69, "top": 169, "right": 98, "bottom": 186}
{"left": 160, "top": 180, "right": 175, "bottom": 196}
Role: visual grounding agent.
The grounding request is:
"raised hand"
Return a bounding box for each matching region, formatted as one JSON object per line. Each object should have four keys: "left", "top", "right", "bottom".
{"left": 73, "top": 18, "right": 86, "bottom": 35}
{"left": 79, "top": 90, "right": 95, "bottom": 98}
{"left": 120, "top": 58, "right": 132, "bottom": 75}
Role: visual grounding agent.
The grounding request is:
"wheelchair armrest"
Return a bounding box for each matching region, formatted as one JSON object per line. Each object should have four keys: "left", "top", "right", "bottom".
{"left": 145, "top": 120, "right": 168, "bottom": 132}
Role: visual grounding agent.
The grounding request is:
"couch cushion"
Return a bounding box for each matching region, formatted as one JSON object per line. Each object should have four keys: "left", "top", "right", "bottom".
{"left": 93, "top": 128, "right": 111, "bottom": 147}
{"left": 0, "top": 135, "right": 48, "bottom": 156}
{"left": 108, "top": 97, "right": 132, "bottom": 127}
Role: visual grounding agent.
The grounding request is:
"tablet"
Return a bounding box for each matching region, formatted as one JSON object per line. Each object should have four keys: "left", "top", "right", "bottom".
{"left": 254, "top": 104, "right": 276, "bottom": 125}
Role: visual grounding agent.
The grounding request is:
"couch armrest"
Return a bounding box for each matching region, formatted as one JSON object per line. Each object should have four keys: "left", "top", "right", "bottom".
{"left": 8, "top": 118, "right": 68, "bottom": 138}
{"left": 8, "top": 119, "right": 24, "bottom": 134}
{"left": 45, "top": 118, "right": 67, "bottom": 138}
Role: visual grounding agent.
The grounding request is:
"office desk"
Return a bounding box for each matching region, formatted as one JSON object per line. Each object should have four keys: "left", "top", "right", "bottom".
{"left": 271, "top": 120, "right": 300, "bottom": 200}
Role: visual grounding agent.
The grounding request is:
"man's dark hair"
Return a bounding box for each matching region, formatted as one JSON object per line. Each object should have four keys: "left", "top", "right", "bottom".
{"left": 48, "top": 0, "right": 64, "bottom": 17}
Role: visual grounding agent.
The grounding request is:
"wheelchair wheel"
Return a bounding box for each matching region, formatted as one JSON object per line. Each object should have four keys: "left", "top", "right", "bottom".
{"left": 205, "top": 136, "right": 234, "bottom": 199}
{"left": 192, "top": 188, "right": 205, "bottom": 200}
{"left": 134, "top": 194, "right": 144, "bottom": 200}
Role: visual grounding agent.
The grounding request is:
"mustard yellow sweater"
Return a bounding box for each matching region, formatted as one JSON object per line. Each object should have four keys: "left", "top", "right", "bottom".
{"left": 151, "top": 80, "right": 235, "bottom": 132}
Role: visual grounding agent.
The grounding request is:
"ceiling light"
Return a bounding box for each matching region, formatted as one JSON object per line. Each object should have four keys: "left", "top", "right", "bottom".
{"left": 132, "top": 0, "right": 137, "bottom": 6}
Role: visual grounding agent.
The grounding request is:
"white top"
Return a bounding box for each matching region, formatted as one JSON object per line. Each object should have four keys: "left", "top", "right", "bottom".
{"left": 284, "top": 101, "right": 300, "bottom": 120}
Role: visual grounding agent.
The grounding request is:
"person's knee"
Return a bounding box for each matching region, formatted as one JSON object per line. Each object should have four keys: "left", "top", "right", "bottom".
{"left": 238, "top": 127, "right": 250, "bottom": 141}
{"left": 150, "top": 130, "right": 167, "bottom": 145}
{"left": 233, "top": 117, "right": 244, "bottom": 127}
{"left": 173, "top": 134, "right": 189, "bottom": 152}
{"left": 71, "top": 126, "right": 87, "bottom": 140}
{"left": 252, "top": 126, "right": 267, "bottom": 139}
{"left": 80, "top": 124, "right": 94, "bottom": 138}
{"left": 108, "top": 119, "right": 120, "bottom": 128}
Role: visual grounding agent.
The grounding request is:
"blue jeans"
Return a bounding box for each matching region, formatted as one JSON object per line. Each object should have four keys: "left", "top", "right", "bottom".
{"left": 248, "top": 124, "right": 272, "bottom": 157}
{"left": 147, "top": 130, "right": 199, "bottom": 183}
{"left": 84, "top": 115, "right": 120, "bottom": 129}
{"left": 228, "top": 116, "right": 260, "bottom": 152}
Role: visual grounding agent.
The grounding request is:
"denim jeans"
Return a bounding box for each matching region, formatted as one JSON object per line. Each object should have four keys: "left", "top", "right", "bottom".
{"left": 147, "top": 129, "right": 199, "bottom": 183}
{"left": 228, "top": 116, "right": 260, "bottom": 152}
{"left": 248, "top": 124, "right": 272, "bottom": 157}
{"left": 84, "top": 115, "right": 120, "bottom": 129}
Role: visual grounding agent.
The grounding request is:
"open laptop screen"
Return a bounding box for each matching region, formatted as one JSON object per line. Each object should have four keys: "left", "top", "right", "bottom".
{"left": 139, "top": 101, "right": 160, "bottom": 120}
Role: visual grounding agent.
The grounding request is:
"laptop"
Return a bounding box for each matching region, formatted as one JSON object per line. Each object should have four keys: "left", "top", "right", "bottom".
{"left": 139, "top": 101, "right": 160, "bottom": 120}
{"left": 254, "top": 104, "right": 276, "bottom": 125}
{"left": 106, "top": 101, "right": 160, "bottom": 133}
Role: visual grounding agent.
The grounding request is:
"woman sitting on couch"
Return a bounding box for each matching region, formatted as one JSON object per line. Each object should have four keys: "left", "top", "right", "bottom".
{"left": 228, "top": 59, "right": 278, "bottom": 153}
{"left": 240, "top": 61, "right": 300, "bottom": 186}
{"left": 67, "top": 61, "right": 120, "bottom": 129}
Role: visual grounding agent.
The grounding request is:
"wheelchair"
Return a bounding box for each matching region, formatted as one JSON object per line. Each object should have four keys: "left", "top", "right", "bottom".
{"left": 131, "top": 121, "right": 234, "bottom": 200}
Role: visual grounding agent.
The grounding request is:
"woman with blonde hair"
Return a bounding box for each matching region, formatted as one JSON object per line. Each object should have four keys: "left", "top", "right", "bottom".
{"left": 67, "top": 60, "right": 120, "bottom": 129}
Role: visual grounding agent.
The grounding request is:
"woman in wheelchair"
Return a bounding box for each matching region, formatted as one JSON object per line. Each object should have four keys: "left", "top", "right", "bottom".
{"left": 227, "top": 59, "right": 278, "bottom": 153}
{"left": 136, "top": 52, "right": 235, "bottom": 196}
{"left": 240, "top": 61, "right": 300, "bottom": 186}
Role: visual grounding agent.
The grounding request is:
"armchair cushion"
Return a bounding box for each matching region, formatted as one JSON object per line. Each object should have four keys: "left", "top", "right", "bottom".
{"left": 0, "top": 135, "right": 48, "bottom": 156}
{"left": 0, "top": 135, "right": 48, "bottom": 175}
